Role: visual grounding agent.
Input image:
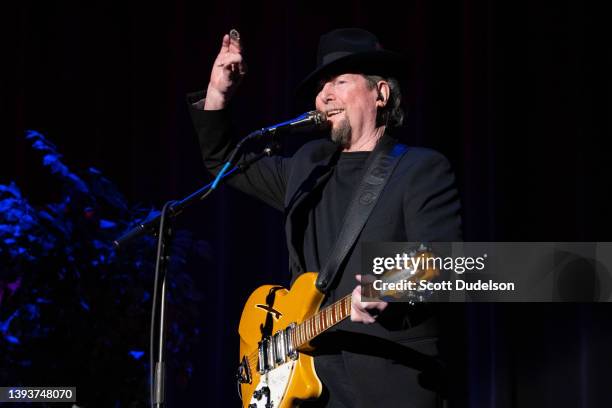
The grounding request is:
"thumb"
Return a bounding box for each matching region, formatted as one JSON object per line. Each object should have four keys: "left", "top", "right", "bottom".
{"left": 219, "top": 34, "right": 230, "bottom": 52}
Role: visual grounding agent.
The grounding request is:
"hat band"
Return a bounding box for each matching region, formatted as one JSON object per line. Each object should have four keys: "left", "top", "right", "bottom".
{"left": 321, "top": 51, "right": 353, "bottom": 66}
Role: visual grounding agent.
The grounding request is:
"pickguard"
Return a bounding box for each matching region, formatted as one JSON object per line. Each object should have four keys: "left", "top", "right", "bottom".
{"left": 249, "top": 361, "right": 296, "bottom": 408}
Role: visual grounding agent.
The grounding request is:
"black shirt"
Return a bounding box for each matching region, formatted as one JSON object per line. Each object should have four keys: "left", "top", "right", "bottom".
{"left": 302, "top": 151, "right": 370, "bottom": 296}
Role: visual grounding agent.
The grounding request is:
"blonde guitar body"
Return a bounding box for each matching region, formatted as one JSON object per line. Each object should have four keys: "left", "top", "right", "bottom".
{"left": 238, "top": 273, "right": 324, "bottom": 408}
{"left": 236, "top": 247, "right": 436, "bottom": 407}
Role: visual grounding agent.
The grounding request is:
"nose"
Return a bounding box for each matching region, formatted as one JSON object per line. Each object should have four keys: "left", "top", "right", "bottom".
{"left": 317, "top": 82, "right": 335, "bottom": 104}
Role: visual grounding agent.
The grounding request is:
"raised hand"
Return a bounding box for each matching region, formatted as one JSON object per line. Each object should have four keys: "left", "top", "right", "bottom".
{"left": 204, "top": 29, "right": 247, "bottom": 110}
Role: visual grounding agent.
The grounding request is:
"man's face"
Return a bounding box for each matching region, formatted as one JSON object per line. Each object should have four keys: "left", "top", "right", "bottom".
{"left": 315, "top": 73, "right": 379, "bottom": 147}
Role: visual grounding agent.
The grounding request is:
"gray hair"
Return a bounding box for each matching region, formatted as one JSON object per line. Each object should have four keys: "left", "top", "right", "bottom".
{"left": 364, "top": 75, "right": 404, "bottom": 128}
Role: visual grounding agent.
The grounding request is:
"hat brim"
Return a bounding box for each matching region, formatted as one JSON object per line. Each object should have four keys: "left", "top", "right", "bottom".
{"left": 295, "top": 50, "right": 410, "bottom": 106}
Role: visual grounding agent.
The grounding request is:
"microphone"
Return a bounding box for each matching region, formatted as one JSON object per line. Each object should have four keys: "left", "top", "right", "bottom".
{"left": 212, "top": 110, "right": 328, "bottom": 189}
{"left": 250, "top": 111, "right": 328, "bottom": 138}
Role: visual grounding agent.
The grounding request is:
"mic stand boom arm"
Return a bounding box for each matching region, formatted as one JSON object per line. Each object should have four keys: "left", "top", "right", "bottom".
{"left": 113, "top": 144, "right": 276, "bottom": 249}
{"left": 113, "top": 140, "right": 278, "bottom": 408}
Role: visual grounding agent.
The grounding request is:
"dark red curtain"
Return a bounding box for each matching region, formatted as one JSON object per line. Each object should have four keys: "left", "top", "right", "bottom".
{"left": 3, "top": 1, "right": 611, "bottom": 406}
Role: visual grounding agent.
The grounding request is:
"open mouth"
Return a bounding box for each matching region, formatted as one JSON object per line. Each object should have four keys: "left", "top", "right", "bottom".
{"left": 326, "top": 109, "right": 344, "bottom": 118}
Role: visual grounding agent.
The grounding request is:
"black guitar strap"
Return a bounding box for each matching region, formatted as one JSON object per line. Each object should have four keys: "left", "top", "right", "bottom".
{"left": 315, "top": 139, "right": 409, "bottom": 293}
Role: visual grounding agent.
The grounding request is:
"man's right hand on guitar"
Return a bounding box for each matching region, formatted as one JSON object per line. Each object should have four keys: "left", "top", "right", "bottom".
{"left": 350, "top": 274, "right": 388, "bottom": 324}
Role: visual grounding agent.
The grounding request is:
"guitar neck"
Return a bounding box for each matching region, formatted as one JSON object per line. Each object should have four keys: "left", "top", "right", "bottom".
{"left": 291, "top": 294, "right": 352, "bottom": 349}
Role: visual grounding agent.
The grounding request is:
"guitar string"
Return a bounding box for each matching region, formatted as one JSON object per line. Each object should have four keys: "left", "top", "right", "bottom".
{"left": 244, "top": 295, "right": 352, "bottom": 369}
{"left": 242, "top": 256, "right": 436, "bottom": 372}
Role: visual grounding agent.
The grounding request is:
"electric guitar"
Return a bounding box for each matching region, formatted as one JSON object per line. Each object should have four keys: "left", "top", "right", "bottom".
{"left": 236, "top": 248, "right": 438, "bottom": 408}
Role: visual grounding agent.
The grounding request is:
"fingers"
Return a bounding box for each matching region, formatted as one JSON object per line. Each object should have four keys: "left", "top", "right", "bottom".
{"left": 350, "top": 283, "right": 388, "bottom": 324}
{"left": 351, "top": 302, "right": 377, "bottom": 324}
{"left": 228, "top": 28, "right": 243, "bottom": 53}
{"left": 219, "top": 30, "right": 242, "bottom": 54}
{"left": 216, "top": 52, "right": 244, "bottom": 67}
{"left": 219, "top": 34, "right": 230, "bottom": 53}
{"left": 215, "top": 30, "right": 245, "bottom": 77}
{"left": 351, "top": 286, "right": 376, "bottom": 324}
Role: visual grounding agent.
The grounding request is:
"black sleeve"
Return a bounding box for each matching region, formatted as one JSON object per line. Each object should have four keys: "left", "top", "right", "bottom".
{"left": 187, "top": 91, "right": 290, "bottom": 211}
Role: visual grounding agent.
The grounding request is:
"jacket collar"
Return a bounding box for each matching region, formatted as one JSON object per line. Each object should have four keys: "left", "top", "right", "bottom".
{"left": 285, "top": 130, "right": 401, "bottom": 273}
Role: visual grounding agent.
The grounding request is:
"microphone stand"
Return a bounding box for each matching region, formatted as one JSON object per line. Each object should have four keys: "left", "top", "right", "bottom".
{"left": 114, "top": 142, "right": 278, "bottom": 408}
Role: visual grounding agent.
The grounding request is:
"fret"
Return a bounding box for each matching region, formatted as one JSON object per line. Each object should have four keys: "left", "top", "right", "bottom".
{"left": 299, "top": 325, "right": 303, "bottom": 345}
{"left": 310, "top": 318, "right": 314, "bottom": 338}
{"left": 322, "top": 311, "right": 326, "bottom": 332}
{"left": 322, "top": 311, "right": 326, "bottom": 331}
{"left": 293, "top": 295, "right": 356, "bottom": 350}
{"left": 335, "top": 301, "right": 339, "bottom": 322}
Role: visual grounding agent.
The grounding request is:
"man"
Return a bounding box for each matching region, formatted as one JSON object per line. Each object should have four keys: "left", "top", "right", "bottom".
{"left": 190, "top": 28, "right": 462, "bottom": 408}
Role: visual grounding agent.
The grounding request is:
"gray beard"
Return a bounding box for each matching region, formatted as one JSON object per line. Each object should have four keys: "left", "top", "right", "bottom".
{"left": 330, "top": 118, "right": 352, "bottom": 148}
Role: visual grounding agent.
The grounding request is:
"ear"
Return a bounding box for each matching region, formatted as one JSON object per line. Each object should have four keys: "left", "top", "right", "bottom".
{"left": 375, "top": 81, "right": 390, "bottom": 108}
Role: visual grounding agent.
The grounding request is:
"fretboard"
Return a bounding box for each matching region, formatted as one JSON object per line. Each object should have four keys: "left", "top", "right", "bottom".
{"left": 291, "top": 295, "right": 352, "bottom": 348}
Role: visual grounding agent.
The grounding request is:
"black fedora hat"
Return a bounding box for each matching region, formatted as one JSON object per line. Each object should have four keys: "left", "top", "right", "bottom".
{"left": 296, "top": 28, "right": 409, "bottom": 103}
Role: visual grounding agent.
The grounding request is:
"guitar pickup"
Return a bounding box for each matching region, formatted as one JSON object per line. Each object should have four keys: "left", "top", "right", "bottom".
{"left": 258, "top": 338, "right": 271, "bottom": 373}
{"left": 285, "top": 323, "right": 298, "bottom": 360}
{"left": 257, "top": 323, "right": 299, "bottom": 374}
{"left": 273, "top": 330, "right": 286, "bottom": 365}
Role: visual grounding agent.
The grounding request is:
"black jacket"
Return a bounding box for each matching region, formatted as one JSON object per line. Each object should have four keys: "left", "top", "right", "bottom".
{"left": 189, "top": 101, "right": 462, "bottom": 343}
